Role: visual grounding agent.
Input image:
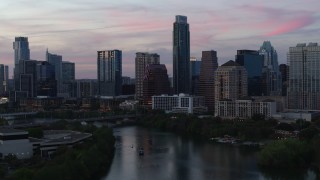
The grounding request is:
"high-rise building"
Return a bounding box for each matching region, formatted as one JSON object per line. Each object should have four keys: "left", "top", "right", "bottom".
{"left": 13, "top": 37, "right": 30, "bottom": 90}
{"left": 135, "top": 52, "right": 160, "bottom": 99}
{"left": 235, "top": 50, "right": 264, "bottom": 96}
{"left": 173, "top": 15, "right": 190, "bottom": 94}
{"left": 0, "top": 64, "right": 9, "bottom": 95}
{"left": 36, "top": 61, "right": 57, "bottom": 97}
{"left": 279, "top": 64, "right": 288, "bottom": 96}
{"left": 287, "top": 43, "right": 320, "bottom": 110}
{"left": 46, "top": 50, "right": 62, "bottom": 94}
{"left": 190, "top": 57, "right": 201, "bottom": 95}
{"left": 18, "top": 60, "right": 38, "bottom": 97}
{"left": 198, "top": 50, "right": 218, "bottom": 111}
{"left": 97, "top": 50, "right": 122, "bottom": 96}
{"left": 215, "top": 60, "right": 248, "bottom": 101}
{"left": 62, "top": 61, "right": 75, "bottom": 82}
{"left": 259, "top": 41, "right": 282, "bottom": 96}
{"left": 142, "top": 64, "right": 170, "bottom": 106}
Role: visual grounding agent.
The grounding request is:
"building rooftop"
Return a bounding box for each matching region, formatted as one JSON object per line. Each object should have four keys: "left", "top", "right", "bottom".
{"left": 221, "top": 60, "right": 241, "bottom": 67}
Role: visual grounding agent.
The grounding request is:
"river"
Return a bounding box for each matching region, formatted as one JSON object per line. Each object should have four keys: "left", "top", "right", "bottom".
{"left": 104, "top": 126, "right": 316, "bottom": 180}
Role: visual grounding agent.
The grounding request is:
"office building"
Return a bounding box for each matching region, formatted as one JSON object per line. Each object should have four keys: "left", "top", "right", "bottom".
{"left": 152, "top": 94, "right": 207, "bottom": 114}
{"left": 198, "top": 50, "right": 218, "bottom": 111}
{"left": 173, "top": 15, "right": 190, "bottom": 94}
{"left": 46, "top": 50, "right": 62, "bottom": 95}
{"left": 215, "top": 60, "right": 248, "bottom": 101}
{"left": 135, "top": 52, "right": 160, "bottom": 99}
{"left": 13, "top": 37, "right": 30, "bottom": 90}
{"left": 62, "top": 61, "right": 75, "bottom": 82}
{"left": 0, "top": 64, "right": 9, "bottom": 95}
{"left": 36, "top": 61, "right": 57, "bottom": 97}
{"left": 235, "top": 50, "right": 264, "bottom": 96}
{"left": 18, "top": 60, "right": 38, "bottom": 98}
{"left": 287, "top": 43, "right": 320, "bottom": 110}
{"left": 279, "top": 64, "right": 288, "bottom": 96}
{"left": 142, "top": 64, "right": 170, "bottom": 106}
{"left": 190, "top": 57, "right": 201, "bottom": 95}
{"left": 259, "top": 41, "right": 282, "bottom": 96}
{"left": 97, "top": 50, "right": 122, "bottom": 96}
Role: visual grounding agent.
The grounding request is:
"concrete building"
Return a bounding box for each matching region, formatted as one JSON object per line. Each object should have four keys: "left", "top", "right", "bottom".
{"left": 215, "top": 98, "right": 277, "bottom": 119}
{"left": 142, "top": 64, "right": 170, "bottom": 106}
{"left": 214, "top": 60, "right": 248, "bottom": 101}
{"left": 173, "top": 15, "right": 190, "bottom": 94}
{"left": 287, "top": 43, "right": 320, "bottom": 110}
{"left": 259, "top": 41, "right": 282, "bottom": 96}
{"left": 0, "top": 128, "right": 33, "bottom": 159}
{"left": 135, "top": 52, "right": 160, "bottom": 99}
{"left": 152, "top": 94, "right": 207, "bottom": 114}
{"left": 235, "top": 50, "right": 264, "bottom": 96}
{"left": 13, "top": 37, "right": 30, "bottom": 91}
{"left": 97, "top": 50, "right": 122, "bottom": 96}
{"left": 0, "top": 64, "right": 9, "bottom": 95}
{"left": 198, "top": 50, "right": 218, "bottom": 111}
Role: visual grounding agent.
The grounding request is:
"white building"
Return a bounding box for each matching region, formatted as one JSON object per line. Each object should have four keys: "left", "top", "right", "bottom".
{"left": 215, "top": 98, "right": 276, "bottom": 119}
{"left": 152, "top": 94, "right": 207, "bottom": 114}
{"left": 0, "top": 128, "right": 33, "bottom": 159}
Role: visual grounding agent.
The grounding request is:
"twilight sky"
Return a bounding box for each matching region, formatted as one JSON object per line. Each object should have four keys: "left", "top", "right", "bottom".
{"left": 1, "top": 0, "right": 319, "bottom": 79}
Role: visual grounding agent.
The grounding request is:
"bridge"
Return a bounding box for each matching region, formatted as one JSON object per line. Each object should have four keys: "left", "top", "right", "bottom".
{"left": 67, "top": 114, "right": 139, "bottom": 123}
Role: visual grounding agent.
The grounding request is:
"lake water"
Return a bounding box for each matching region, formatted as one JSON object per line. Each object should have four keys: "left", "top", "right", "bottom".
{"left": 104, "top": 126, "right": 316, "bottom": 180}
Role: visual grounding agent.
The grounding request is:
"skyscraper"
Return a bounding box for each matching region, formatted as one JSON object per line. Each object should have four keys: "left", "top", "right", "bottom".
{"left": 143, "top": 64, "right": 170, "bottom": 106}
{"left": 287, "top": 43, "right": 320, "bottom": 110}
{"left": 173, "top": 15, "right": 190, "bottom": 94}
{"left": 198, "top": 50, "right": 218, "bottom": 111}
{"left": 62, "top": 61, "right": 75, "bottom": 82}
{"left": 46, "top": 50, "right": 62, "bottom": 95}
{"left": 259, "top": 41, "right": 282, "bottom": 96}
{"left": 279, "top": 64, "right": 288, "bottom": 96}
{"left": 0, "top": 64, "right": 9, "bottom": 95}
{"left": 13, "top": 37, "right": 30, "bottom": 90}
{"left": 215, "top": 60, "right": 248, "bottom": 101}
{"left": 97, "top": 50, "right": 122, "bottom": 96}
{"left": 135, "top": 52, "right": 160, "bottom": 99}
{"left": 235, "top": 50, "right": 264, "bottom": 96}
{"left": 190, "top": 57, "right": 201, "bottom": 95}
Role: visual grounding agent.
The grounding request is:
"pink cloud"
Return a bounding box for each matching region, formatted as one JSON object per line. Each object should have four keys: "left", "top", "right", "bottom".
{"left": 265, "top": 16, "right": 315, "bottom": 36}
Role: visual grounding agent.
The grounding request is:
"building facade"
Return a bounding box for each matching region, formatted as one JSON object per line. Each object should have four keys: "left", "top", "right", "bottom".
{"left": 215, "top": 99, "right": 276, "bottom": 119}
{"left": 0, "top": 64, "right": 9, "bottom": 95}
{"left": 142, "top": 64, "right": 170, "bottom": 106}
{"left": 173, "top": 15, "right": 190, "bottom": 94}
{"left": 46, "top": 50, "right": 62, "bottom": 95}
{"left": 235, "top": 50, "right": 264, "bottom": 96}
{"left": 279, "top": 64, "right": 288, "bottom": 96}
{"left": 190, "top": 57, "right": 201, "bottom": 95}
{"left": 214, "top": 60, "right": 248, "bottom": 101}
{"left": 152, "top": 94, "right": 207, "bottom": 114}
{"left": 13, "top": 37, "right": 30, "bottom": 90}
{"left": 259, "top": 41, "right": 282, "bottom": 96}
{"left": 287, "top": 43, "right": 320, "bottom": 110}
{"left": 97, "top": 50, "right": 122, "bottom": 96}
{"left": 198, "top": 50, "right": 218, "bottom": 111}
{"left": 135, "top": 52, "right": 160, "bottom": 99}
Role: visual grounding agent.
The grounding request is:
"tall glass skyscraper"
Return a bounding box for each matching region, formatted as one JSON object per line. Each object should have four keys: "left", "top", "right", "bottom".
{"left": 97, "top": 50, "right": 122, "bottom": 96}
{"left": 173, "top": 15, "right": 190, "bottom": 94}
{"left": 287, "top": 43, "right": 320, "bottom": 110}
{"left": 259, "top": 41, "right": 282, "bottom": 96}
{"left": 46, "top": 49, "right": 62, "bottom": 94}
{"left": 0, "top": 64, "right": 9, "bottom": 95}
{"left": 235, "top": 50, "right": 264, "bottom": 96}
{"left": 13, "top": 37, "right": 30, "bottom": 90}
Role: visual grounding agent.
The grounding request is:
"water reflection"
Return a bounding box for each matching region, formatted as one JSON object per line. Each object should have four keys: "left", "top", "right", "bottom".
{"left": 104, "top": 126, "right": 316, "bottom": 180}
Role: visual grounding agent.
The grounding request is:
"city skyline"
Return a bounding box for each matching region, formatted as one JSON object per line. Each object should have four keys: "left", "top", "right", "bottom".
{"left": 1, "top": 0, "right": 319, "bottom": 79}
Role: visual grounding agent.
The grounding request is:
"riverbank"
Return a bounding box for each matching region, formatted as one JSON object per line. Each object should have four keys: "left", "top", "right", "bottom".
{"left": 1, "top": 121, "right": 115, "bottom": 180}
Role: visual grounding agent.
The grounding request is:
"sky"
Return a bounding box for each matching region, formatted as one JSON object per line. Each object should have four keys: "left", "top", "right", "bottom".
{"left": 1, "top": 0, "right": 320, "bottom": 79}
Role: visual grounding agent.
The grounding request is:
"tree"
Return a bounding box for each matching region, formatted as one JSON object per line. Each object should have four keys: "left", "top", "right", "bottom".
{"left": 299, "top": 126, "right": 319, "bottom": 140}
